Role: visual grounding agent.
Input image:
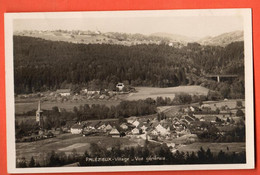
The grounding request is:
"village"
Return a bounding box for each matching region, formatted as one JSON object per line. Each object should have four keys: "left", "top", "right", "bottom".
{"left": 69, "top": 99, "right": 245, "bottom": 146}
{"left": 16, "top": 84, "right": 245, "bottom": 154}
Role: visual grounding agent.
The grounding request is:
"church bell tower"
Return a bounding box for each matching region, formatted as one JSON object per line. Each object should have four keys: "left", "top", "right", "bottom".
{"left": 36, "top": 100, "right": 43, "bottom": 127}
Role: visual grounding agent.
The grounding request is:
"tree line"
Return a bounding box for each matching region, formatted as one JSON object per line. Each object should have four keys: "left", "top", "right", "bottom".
{"left": 15, "top": 93, "right": 209, "bottom": 138}
{"left": 17, "top": 143, "right": 246, "bottom": 168}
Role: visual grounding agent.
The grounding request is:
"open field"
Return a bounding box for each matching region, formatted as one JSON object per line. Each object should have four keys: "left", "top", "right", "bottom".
{"left": 15, "top": 115, "right": 36, "bottom": 124}
{"left": 157, "top": 99, "right": 245, "bottom": 118}
{"left": 15, "top": 99, "right": 121, "bottom": 114}
{"left": 16, "top": 133, "right": 146, "bottom": 165}
{"left": 205, "top": 100, "right": 245, "bottom": 110}
{"left": 176, "top": 142, "right": 245, "bottom": 155}
{"left": 126, "top": 86, "right": 209, "bottom": 101}
{"left": 15, "top": 85, "right": 210, "bottom": 114}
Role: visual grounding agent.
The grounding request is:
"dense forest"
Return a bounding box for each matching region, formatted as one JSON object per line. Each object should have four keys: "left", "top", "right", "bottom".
{"left": 14, "top": 36, "right": 245, "bottom": 98}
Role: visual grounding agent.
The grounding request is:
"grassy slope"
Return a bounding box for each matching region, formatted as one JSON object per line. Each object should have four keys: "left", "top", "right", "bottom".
{"left": 176, "top": 142, "right": 245, "bottom": 155}
{"left": 16, "top": 134, "right": 145, "bottom": 165}
{"left": 15, "top": 85, "right": 209, "bottom": 114}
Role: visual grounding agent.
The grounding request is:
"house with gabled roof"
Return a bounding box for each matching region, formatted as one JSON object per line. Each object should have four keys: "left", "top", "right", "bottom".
{"left": 149, "top": 129, "right": 159, "bottom": 136}
{"left": 127, "top": 116, "right": 137, "bottom": 124}
{"left": 97, "top": 122, "right": 107, "bottom": 130}
{"left": 104, "top": 123, "right": 113, "bottom": 131}
{"left": 180, "top": 115, "right": 195, "bottom": 125}
{"left": 138, "top": 123, "right": 148, "bottom": 133}
{"left": 65, "top": 120, "right": 77, "bottom": 129}
{"left": 131, "top": 127, "right": 142, "bottom": 135}
{"left": 151, "top": 121, "right": 160, "bottom": 128}
{"left": 120, "top": 123, "right": 129, "bottom": 130}
{"left": 71, "top": 123, "right": 83, "bottom": 134}
{"left": 155, "top": 123, "right": 170, "bottom": 136}
{"left": 132, "top": 120, "right": 140, "bottom": 127}
{"left": 56, "top": 89, "right": 71, "bottom": 96}
{"left": 109, "top": 127, "right": 120, "bottom": 137}
{"left": 200, "top": 117, "right": 205, "bottom": 122}
{"left": 162, "top": 123, "right": 172, "bottom": 132}
{"left": 85, "top": 121, "right": 101, "bottom": 130}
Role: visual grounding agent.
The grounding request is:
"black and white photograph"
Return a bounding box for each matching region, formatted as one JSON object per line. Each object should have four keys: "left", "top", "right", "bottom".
{"left": 5, "top": 9, "right": 254, "bottom": 173}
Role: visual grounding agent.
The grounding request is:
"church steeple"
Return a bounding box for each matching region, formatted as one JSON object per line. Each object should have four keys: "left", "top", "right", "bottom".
{"left": 36, "top": 100, "right": 43, "bottom": 126}
{"left": 37, "top": 100, "right": 42, "bottom": 113}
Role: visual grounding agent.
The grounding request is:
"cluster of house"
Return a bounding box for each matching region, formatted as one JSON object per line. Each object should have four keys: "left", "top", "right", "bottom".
{"left": 179, "top": 104, "right": 245, "bottom": 134}
{"left": 16, "top": 130, "right": 55, "bottom": 142}
{"left": 69, "top": 115, "right": 194, "bottom": 141}
{"left": 68, "top": 103, "right": 245, "bottom": 142}
{"left": 55, "top": 83, "right": 125, "bottom": 97}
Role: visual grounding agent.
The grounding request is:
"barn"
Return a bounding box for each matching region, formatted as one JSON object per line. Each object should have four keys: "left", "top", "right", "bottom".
{"left": 71, "top": 123, "right": 83, "bottom": 134}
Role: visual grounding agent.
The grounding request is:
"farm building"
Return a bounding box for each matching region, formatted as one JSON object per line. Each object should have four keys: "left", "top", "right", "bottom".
{"left": 181, "top": 116, "right": 196, "bottom": 124}
{"left": 132, "top": 120, "right": 140, "bottom": 127}
{"left": 116, "top": 83, "right": 125, "bottom": 91}
{"left": 161, "top": 123, "right": 171, "bottom": 131}
{"left": 56, "top": 89, "right": 71, "bottom": 96}
{"left": 200, "top": 117, "right": 205, "bottom": 122}
{"left": 71, "top": 123, "right": 83, "bottom": 134}
{"left": 155, "top": 124, "right": 169, "bottom": 136}
{"left": 97, "top": 122, "right": 107, "bottom": 130}
{"left": 149, "top": 129, "right": 159, "bottom": 136}
{"left": 86, "top": 121, "right": 101, "bottom": 130}
{"left": 127, "top": 116, "right": 137, "bottom": 124}
{"left": 138, "top": 124, "right": 148, "bottom": 133}
{"left": 131, "top": 128, "right": 141, "bottom": 135}
{"left": 104, "top": 124, "right": 113, "bottom": 131}
{"left": 200, "top": 104, "right": 211, "bottom": 110}
{"left": 81, "top": 88, "right": 88, "bottom": 94}
{"left": 64, "top": 120, "right": 77, "bottom": 130}
{"left": 120, "top": 123, "right": 129, "bottom": 130}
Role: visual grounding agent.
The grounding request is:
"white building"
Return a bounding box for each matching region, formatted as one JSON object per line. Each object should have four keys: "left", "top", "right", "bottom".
{"left": 109, "top": 128, "right": 120, "bottom": 137}
{"left": 98, "top": 123, "right": 107, "bottom": 130}
{"left": 132, "top": 120, "right": 140, "bottom": 127}
{"left": 71, "top": 124, "right": 83, "bottom": 134}
{"left": 56, "top": 89, "right": 71, "bottom": 96}
{"left": 155, "top": 124, "right": 169, "bottom": 136}
{"left": 120, "top": 123, "right": 128, "bottom": 130}
{"left": 150, "top": 129, "right": 159, "bottom": 136}
{"left": 127, "top": 116, "right": 137, "bottom": 124}
{"left": 116, "top": 83, "right": 125, "bottom": 91}
{"left": 104, "top": 124, "right": 113, "bottom": 131}
{"left": 132, "top": 128, "right": 140, "bottom": 135}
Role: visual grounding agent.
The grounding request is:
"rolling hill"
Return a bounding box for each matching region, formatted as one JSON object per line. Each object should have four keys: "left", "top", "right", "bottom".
{"left": 198, "top": 30, "right": 244, "bottom": 47}
{"left": 150, "top": 32, "right": 199, "bottom": 44}
{"left": 14, "top": 30, "right": 244, "bottom": 47}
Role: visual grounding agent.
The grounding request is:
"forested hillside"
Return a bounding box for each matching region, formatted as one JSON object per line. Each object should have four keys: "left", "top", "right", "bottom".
{"left": 13, "top": 36, "right": 245, "bottom": 98}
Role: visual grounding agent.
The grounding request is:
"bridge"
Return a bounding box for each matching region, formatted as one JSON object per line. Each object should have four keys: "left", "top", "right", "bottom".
{"left": 205, "top": 74, "right": 238, "bottom": 82}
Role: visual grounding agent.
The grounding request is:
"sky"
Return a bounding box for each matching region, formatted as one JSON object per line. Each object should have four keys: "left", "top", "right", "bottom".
{"left": 13, "top": 15, "right": 244, "bottom": 39}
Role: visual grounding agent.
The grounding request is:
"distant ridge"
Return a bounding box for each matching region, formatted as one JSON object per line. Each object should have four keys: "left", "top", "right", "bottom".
{"left": 198, "top": 30, "right": 244, "bottom": 47}
{"left": 150, "top": 32, "right": 199, "bottom": 43}
{"left": 14, "top": 30, "right": 244, "bottom": 47}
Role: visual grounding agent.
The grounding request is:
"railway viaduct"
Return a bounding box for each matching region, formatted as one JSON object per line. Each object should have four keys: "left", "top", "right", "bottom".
{"left": 205, "top": 74, "right": 238, "bottom": 82}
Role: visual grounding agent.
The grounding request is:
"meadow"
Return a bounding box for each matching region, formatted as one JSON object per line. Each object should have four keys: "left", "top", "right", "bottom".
{"left": 16, "top": 133, "right": 146, "bottom": 165}
{"left": 176, "top": 142, "right": 245, "bottom": 155}
{"left": 15, "top": 85, "right": 210, "bottom": 114}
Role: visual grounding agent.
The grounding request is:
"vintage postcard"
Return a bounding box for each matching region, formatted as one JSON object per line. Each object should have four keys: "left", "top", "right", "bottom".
{"left": 5, "top": 9, "right": 254, "bottom": 173}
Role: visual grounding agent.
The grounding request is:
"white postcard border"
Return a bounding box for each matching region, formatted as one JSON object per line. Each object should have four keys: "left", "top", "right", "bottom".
{"left": 5, "top": 9, "right": 254, "bottom": 174}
